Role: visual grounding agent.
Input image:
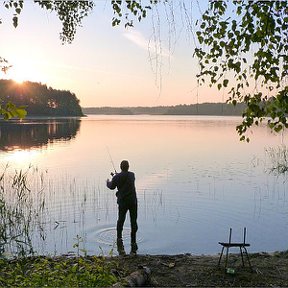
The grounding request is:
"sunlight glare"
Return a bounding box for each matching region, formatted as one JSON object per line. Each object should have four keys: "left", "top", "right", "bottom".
{"left": 5, "top": 63, "right": 45, "bottom": 84}
{"left": 5, "top": 150, "right": 40, "bottom": 166}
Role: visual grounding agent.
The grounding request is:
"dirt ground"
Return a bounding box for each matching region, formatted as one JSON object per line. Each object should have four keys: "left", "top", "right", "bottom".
{"left": 107, "top": 251, "right": 288, "bottom": 287}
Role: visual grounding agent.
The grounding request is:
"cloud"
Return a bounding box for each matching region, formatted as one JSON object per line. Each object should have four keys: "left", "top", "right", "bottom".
{"left": 123, "top": 29, "right": 171, "bottom": 58}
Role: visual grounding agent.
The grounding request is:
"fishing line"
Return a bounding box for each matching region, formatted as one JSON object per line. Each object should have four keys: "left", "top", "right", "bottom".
{"left": 106, "top": 146, "right": 117, "bottom": 175}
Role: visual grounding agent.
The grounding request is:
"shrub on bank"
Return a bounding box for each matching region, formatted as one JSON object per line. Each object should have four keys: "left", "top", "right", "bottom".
{"left": 0, "top": 256, "right": 117, "bottom": 287}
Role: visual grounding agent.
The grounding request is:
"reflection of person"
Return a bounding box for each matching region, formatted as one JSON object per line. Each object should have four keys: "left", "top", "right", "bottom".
{"left": 106, "top": 160, "right": 138, "bottom": 255}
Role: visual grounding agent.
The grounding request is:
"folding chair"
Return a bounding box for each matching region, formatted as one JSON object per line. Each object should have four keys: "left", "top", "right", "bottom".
{"left": 218, "top": 227, "right": 252, "bottom": 270}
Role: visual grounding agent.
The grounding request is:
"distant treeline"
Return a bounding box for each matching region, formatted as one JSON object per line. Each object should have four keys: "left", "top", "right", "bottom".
{"left": 0, "top": 80, "right": 83, "bottom": 117}
{"left": 82, "top": 102, "right": 246, "bottom": 116}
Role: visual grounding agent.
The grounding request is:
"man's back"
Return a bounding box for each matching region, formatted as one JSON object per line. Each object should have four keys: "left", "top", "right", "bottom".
{"left": 107, "top": 171, "right": 136, "bottom": 204}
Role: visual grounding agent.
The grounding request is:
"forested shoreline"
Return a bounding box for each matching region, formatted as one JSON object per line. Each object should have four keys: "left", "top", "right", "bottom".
{"left": 82, "top": 102, "right": 246, "bottom": 116}
{"left": 0, "top": 80, "right": 83, "bottom": 117}
{"left": 0, "top": 79, "right": 246, "bottom": 117}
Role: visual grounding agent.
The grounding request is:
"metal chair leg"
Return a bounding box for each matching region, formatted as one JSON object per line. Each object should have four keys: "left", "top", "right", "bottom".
{"left": 240, "top": 247, "right": 245, "bottom": 267}
{"left": 218, "top": 246, "right": 225, "bottom": 266}
{"left": 225, "top": 247, "right": 229, "bottom": 268}
{"left": 243, "top": 246, "right": 252, "bottom": 270}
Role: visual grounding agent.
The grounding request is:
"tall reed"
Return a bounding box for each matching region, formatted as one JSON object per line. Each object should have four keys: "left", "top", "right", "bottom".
{"left": 0, "top": 165, "right": 46, "bottom": 257}
{"left": 266, "top": 145, "right": 288, "bottom": 175}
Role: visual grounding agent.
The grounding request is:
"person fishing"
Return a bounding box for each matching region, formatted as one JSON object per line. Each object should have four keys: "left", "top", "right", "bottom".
{"left": 106, "top": 160, "right": 138, "bottom": 255}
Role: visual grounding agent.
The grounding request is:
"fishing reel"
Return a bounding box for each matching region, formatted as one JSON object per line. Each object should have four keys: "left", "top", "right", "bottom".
{"left": 110, "top": 170, "right": 118, "bottom": 177}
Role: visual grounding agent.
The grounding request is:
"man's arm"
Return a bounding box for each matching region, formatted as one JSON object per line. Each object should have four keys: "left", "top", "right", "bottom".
{"left": 106, "top": 176, "right": 117, "bottom": 190}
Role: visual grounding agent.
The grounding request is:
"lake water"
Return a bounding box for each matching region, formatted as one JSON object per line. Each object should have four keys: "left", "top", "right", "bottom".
{"left": 0, "top": 115, "right": 287, "bottom": 256}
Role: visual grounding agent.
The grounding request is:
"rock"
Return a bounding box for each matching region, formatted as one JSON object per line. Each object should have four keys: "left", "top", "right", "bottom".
{"left": 125, "top": 265, "right": 151, "bottom": 287}
{"left": 114, "top": 265, "right": 151, "bottom": 287}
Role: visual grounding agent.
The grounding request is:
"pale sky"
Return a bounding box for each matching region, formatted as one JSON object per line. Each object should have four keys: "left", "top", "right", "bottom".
{"left": 0, "top": 0, "right": 226, "bottom": 108}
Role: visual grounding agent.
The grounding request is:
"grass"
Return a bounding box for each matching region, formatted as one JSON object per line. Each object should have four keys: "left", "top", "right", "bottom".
{"left": 0, "top": 255, "right": 117, "bottom": 287}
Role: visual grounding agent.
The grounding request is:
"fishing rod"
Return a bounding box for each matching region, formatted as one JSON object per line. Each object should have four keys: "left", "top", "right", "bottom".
{"left": 106, "top": 146, "right": 117, "bottom": 176}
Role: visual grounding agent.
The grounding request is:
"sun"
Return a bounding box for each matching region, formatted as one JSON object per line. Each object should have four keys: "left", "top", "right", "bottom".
{"left": 5, "top": 62, "right": 44, "bottom": 84}
{"left": 11, "top": 65, "right": 31, "bottom": 83}
{"left": 13, "top": 74, "right": 25, "bottom": 84}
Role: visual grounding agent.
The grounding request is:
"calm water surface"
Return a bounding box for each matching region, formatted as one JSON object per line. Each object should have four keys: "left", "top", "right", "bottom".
{"left": 0, "top": 115, "right": 287, "bottom": 256}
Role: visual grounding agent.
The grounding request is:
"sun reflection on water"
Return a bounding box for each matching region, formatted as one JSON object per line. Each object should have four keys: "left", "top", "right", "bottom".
{"left": 4, "top": 149, "right": 40, "bottom": 167}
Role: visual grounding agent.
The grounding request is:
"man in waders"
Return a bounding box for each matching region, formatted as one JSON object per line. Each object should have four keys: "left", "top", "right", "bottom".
{"left": 106, "top": 160, "right": 138, "bottom": 255}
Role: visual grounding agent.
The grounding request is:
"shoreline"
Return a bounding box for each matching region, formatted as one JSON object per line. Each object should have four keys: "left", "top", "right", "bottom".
{"left": 108, "top": 251, "right": 288, "bottom": 286}
{"left": 1, "top": 251, "right": 288, "bottom": 286}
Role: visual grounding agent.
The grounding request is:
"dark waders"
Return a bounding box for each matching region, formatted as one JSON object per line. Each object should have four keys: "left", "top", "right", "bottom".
{"left": 117, "top": 198, "right": 138, "bottom": 255}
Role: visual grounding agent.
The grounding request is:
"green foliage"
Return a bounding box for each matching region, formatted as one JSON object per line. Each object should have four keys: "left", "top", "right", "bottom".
{"left": 73, "top": 235, "right": 88, "bottom": 257}
{"left": 0, "top": 256, "right": 117, "bottom": 287}
{"left": 195, "top": 0, "right": 288, "bottom": 141}
{"left": 2, "top": 0, "right": 24, "bottom": 28}
{"left": 0, "top": 101, "right": 27, "bottom": 120}
{"left": 1, "top": 0, "right": 155, "bottom": 43}
{"left": 34, "top": 1, "right": 94, "bottom": 44}
{"left": 0, "top": 58, "right": 26, "bottom": 120}
{"left": 1, "top": 56, "right": 26, "bottom": 120}
{"left": 2, "top": 0, "right": 94, "bottom": 44}
{"left": 111, "top": 0, "right": 156, "bottom": 28}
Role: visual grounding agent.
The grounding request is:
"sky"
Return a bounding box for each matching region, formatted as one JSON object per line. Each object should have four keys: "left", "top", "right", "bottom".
{"left": 0, "top": 0, "right": 227, "bottom": 108}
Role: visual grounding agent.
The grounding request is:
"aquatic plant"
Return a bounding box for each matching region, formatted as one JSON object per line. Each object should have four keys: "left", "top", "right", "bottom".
{"left": 73, "top": 234, "right": 87, "bottom": 257}
{"left": 0, "top": 165, "right": 46, "bottom": 257}
{"left": 266, "top": 145, "right": 288, "bottom": 175}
